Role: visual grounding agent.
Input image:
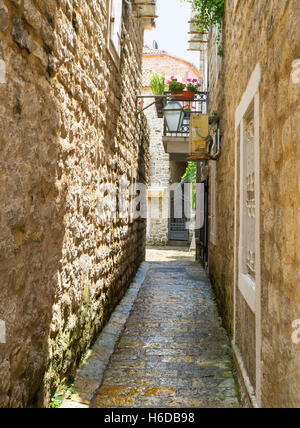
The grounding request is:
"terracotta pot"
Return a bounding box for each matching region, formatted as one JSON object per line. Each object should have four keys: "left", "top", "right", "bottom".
{"left": 171, "top": 90, "right": 195, "bottom": 101}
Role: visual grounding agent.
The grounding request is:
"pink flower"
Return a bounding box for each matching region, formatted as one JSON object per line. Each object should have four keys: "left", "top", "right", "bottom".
{"left": 193, "top": 78, "right": 198, "bottom": 83}
{"left": 187, "top": 78, "right": 192, "bottom": 82}
{"left": 166, "top": 80, "right": 171, "bottom": 85}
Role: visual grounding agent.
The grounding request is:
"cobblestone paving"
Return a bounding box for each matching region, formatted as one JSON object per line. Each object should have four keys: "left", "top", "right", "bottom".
{"left": 90, "top": 248, "right": 240, "bottom": 408}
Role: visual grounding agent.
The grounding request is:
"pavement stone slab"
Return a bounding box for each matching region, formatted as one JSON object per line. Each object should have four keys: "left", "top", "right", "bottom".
{"left": 63, "top": 249, "right": 240, "bottom": 408}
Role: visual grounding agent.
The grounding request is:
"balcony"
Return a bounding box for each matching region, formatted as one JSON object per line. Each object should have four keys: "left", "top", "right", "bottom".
{"left": 163, "top": 92, "right": 209, "bottom": 161}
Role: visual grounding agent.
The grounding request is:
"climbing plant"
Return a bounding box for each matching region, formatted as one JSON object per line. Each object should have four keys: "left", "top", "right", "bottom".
{"left": 181, "top": 162, "right": 197, "bottom": 184}
{"left": 181, "top": 162, "right": 197, "bottom": 209}
{"left": 184, "top": 0, "right": 226, "bottom": 43}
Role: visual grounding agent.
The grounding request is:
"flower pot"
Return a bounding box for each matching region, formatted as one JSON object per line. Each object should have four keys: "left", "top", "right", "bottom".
{"left": 155, "top": 96, "right": 165, "bottom": 118}
{"left": 172, "top": 91, "right": 195, "bottom": 101}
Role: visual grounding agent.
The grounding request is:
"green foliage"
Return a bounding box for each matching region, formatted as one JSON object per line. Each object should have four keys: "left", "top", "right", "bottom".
{"left": 167, "top": 78, "right": 185, "bottom": 93}
{"left": 185, "top": 0, "right": 226, "bottom": 43}
{"left": 181, "top": 162, "right": 197, "bottom": 184}
{"left": 49, "top": 383, "right": 75, "bottom": 409}
{"left": 49, "top": 393, "right": 64, "bottom": 409}
{"left": 181, "top": 162, "right": 197, "bottom": 208}
{"left": 149, "top": 73, "right": 166, "bottom": 95}
{"left": 209, "top": 110, "right": 219, "bottom": 124}
{"left": 217, "top": 47, "right": 224, "bottom": 56}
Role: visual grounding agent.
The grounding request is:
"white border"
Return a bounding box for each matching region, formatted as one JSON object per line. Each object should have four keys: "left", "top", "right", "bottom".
{"left": 234, "top": 63, "right": 262, "bottom": 407}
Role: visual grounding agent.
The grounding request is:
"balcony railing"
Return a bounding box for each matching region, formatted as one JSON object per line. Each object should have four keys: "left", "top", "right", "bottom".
{"left": 163, "top": 92, "right": 209, "bottom": 138}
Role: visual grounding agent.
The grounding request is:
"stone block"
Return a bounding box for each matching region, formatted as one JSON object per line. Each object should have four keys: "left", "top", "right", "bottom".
{"left": 0, "top": 1, "right": 8, "bottom": 34}
{"left": 11, "top": 15, "right": 33, "bottom": 53}
{"left": 23, "top": 0, "right": 42, "bottom": 32}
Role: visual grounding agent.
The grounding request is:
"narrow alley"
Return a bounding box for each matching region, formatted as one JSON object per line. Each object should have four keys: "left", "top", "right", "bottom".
{"left": 0, "top": 0, "right": 299, "bottom": 410}
{"left": 63, "top": 248, "right": 240, "bottom": 408}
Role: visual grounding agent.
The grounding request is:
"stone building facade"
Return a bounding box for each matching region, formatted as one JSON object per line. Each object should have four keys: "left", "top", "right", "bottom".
{"left": 0, "top": 0, "right": 151, "bottom": 408}
{"left": 143, "top": 47, "right": 199, "bottom": 84}
{"left": 204, "top": 0, "right": 300, "bottom": 408}
{"left": 142, "top": 47, "right": 199, "bottom": 245}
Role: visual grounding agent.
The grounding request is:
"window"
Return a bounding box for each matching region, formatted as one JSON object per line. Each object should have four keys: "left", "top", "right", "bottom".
{"left": 234, "top": 64, "right": 262, "bottom": 406}
{"left": 107, "top": 0, "right": 123, "bottom": 64}
{"left": 236, "top": 64, "right": 261, "bottom": 314}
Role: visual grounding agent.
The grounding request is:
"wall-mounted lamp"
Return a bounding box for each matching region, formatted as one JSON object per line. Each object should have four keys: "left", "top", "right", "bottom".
{"left": 163, "top": 101, "right": 184, "bottom": 133}
{"left": 136, "top": 94, "right": 185, "bottom": 131}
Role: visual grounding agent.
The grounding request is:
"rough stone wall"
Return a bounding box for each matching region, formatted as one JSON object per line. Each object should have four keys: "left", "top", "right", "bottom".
{"left": 207, "top": 0, "right": 300, "bottom": 408}
{"left": 0, "top": 0, "right": 149, "bottom": 408}
{"left": 170, "top": 161, "right": 187, "bottom": 185}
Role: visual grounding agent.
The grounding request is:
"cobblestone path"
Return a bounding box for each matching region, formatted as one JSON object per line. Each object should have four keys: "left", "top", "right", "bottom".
{"left": 89, "top": 249, "right": 240, "bottom": 408}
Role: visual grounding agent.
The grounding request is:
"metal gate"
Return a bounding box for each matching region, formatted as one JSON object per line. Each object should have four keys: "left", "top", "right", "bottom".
{"left": 168, "top": 188, "right": 189, "bottom": 241}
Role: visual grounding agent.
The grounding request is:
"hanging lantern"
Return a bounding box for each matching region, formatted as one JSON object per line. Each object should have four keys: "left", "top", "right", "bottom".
{"left": 163, "top": 101, "right": 185, "bottom": 133}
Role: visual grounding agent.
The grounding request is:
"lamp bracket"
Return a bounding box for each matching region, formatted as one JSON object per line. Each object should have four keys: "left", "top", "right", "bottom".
{"left": 135, "top": 94, "right": 185, "bottom": 117}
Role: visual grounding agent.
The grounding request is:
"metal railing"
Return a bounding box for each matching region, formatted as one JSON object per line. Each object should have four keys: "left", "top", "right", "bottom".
{"left": 163, "top": 92, "right": 209, "bottom": 138}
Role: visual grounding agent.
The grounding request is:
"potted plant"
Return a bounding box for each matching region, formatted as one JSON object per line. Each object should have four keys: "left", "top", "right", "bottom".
{"left": 167, "top": 77, "right": 201, "bottom": 101}
{"left": 183, "top": 104, "right": 196, "bottom": 114}
{"left": 186, "top": 78, "right": 202, "bottom": 94}
{"left": 149, "top": 73, "right": 166, "bottom": 118}
{"left": 167, "top": 77, "right": 188, "bottom": 100}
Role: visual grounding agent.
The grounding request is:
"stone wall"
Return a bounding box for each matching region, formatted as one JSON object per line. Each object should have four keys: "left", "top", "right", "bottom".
{"left": 207, "top": 0, "right": 300, "bottom": 408}
{"left": 143, "top": 52, "right": 199, "bottom": 83}
{"left": 0, "top": 0, "right": 149, "bottom": 408}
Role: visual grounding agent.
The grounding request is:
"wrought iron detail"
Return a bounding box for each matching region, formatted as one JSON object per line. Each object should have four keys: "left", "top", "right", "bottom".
{"left": 163, "top": 92, "right": 209, "bottom": 137}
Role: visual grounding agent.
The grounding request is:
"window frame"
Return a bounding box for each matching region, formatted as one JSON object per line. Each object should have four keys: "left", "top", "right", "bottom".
{"left": 106, "top": 0, "right": 123, "bottom": 67}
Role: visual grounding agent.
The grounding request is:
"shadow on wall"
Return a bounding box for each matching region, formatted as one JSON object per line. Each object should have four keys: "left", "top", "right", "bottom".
{"left": 0, "top": 1, "right": 148, "bottom": 408}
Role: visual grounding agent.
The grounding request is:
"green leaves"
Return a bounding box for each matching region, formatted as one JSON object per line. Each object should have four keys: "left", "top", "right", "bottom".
{"left": 149, "top": 73, "right": 166, "bottom": 95}
{"left": 181, "top": 162, "right": 197, "bottom": 184}
{"left": 185, "top": 0, "right": 225, "bottom": 42}
{"left": 49, "top": 383, "right": 75, "bottom": 408}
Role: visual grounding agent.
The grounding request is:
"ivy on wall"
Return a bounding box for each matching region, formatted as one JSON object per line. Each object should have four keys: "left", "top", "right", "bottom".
{"left": 185, "top": 0, "right": 226, "bottom": 42}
